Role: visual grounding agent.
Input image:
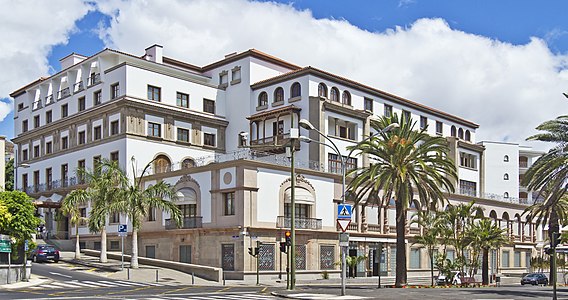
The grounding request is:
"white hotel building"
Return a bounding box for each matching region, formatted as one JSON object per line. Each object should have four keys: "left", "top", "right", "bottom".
{"left": 11, "top": 45, "right": 545, "bottom": 279}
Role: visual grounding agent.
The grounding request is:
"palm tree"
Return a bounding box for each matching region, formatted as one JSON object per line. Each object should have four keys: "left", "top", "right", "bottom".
{"left": 82, "top": 159, "right": 127, "bottom": 263}
{"left": 523, "top": 194, "right": 568, "bottom": 283}
{"left": 411, "top": 209, "right": 442, "bottom": 286}
{"left": 466, "top": 218, "right": 508, "bottom": 285}
{"left": 61, "top": 189, "right": 89, "bottom": 259}
{"left": 348, "top": 114, "right": 457, "bottom": 287}
{"left": 109, "top": 159, "right": 182, "bottom": 268}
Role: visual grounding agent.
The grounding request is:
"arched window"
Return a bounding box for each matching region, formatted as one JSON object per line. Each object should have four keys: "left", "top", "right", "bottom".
{"left": 458, "top": 128, "right": 464, "bottom": 139}
{"left": 290, "top": 82, "right": 301, "bottom": 98}
{"left": 274, "top": 87, "right": 284, "bottom": 103}
{"left": 318, "top": 83, "right": 327, "bottom": 98}
{"left": 182, "top": 158, "right": 196, "bottom": 169}
{"left": 465, "top": 130, "right": 471, "bottom": 141}
{"left": 451, "top": 126, "right": 457, "bottom": 137}
{"left": 504, "top": 192, "right": 509, "bottom": 198}
{"left": 504, "top": 155, "right": 509, "bottom": 162}
{"left": 342, "top": 91, "right": 351, "bottom": 105}
{"left": 504, "top": 173, "right": 509, "bottom": 180}
{"left": 154, "top": 155, "right": 171, "bottom": 174}
{"left": 330, "top": 87, "right": 339, "bottom": 102}
{"left": 176, "top": 187, "right": 197, "bottom": 217}
{"left": 258, "top": 92, "right": 268, "bottom": 107}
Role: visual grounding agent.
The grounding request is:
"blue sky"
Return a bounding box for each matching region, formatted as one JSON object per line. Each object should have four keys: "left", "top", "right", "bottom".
{"left": 2, "top": 0, "right": 567, "bottom": 148}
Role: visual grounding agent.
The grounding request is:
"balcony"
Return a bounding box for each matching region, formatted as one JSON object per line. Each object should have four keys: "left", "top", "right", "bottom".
{"left": 57, "top": 87, "right": 70, "bottom": 100}
{"left": 32, "top": 100, "right": 42, "bottom": 111}
{"left": 276, "top": 216, "right": 322, "bottom": 230}
{"left": 74, "top": 81, "right": 84, "bottom": 92}
{"left": 45, "top": 94, "right": 55, "bottom": 105}
{"left": 89, "top": 73, "right": 101, "bottom": 86}
{"left": 165, "top": 216, "right": 203, "bottom": 229}
{"left": 22, "top": 177, "right": 78, "bottom": 194}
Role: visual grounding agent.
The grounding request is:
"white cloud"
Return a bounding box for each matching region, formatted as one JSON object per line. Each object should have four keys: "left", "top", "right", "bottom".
{"left": 0, "top": 0, "right": 92, "bottom": 123}
{"left": 96, "top": 0, "right": 568, "bottom": 149}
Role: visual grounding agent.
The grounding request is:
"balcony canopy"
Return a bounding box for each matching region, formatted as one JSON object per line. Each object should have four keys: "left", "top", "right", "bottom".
{"left": 176, "top": 188, "right": 197, "bottom": 204}
{"left": 285, "top": 187, "right": 314, "bottom": 204}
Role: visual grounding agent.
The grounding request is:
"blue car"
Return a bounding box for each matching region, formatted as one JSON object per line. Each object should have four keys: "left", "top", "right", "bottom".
{"left": 521, "top": 273, "right": 548, "bottom": 286}
{"left": 30, "top": 244, "right": 60, "bottom": 263}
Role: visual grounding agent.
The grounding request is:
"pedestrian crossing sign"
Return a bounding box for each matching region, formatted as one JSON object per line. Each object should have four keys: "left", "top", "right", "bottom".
{"left": 337, "top": 204, "right": 352, "bottom": 219}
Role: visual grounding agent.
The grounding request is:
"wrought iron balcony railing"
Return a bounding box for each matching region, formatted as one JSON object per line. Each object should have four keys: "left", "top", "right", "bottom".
{"left": 276, "top": 216, "right": 322, "bottom": 230}
{"left": 89, "top": 73, "right": 101, "bottom": 86}
{"left": 165, "top": 216, "right": 203, "bottom": 229}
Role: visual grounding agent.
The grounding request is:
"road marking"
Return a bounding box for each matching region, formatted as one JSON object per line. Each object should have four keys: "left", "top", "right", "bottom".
{"left": 161, "top": 285, "right": 196, "bottom": 294}
{"left": 86, "top": 267, "right": 97, "bottom": 272}
{"left": 81, "top": 280, "right": 115, "bottom": 287}
{"left": 115, "top": 280, "right": 151, "bottom": 286}
{"left": 217, "top": 286, "right": 232, "bottom": 292}
{"left": 260, "top": 287, "right": 267, "bottom": 293}
{"left": 98, "top": 280, "right": 134, "bottom": 286}
{"left": 48, "top": 271, "right": 73, "bottom": 278}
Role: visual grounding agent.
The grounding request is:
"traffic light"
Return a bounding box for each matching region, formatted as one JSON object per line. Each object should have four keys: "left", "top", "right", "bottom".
{"left": 285, "top": 231, "right": 291, "bottom": 246}
{"left": 552, "top": 232, "right": 562, "bottom": 248}
{"left": 248, "top": 247, "right": 258, "bottom": 257}
{"left": 280, "top": 242, "right": 287, "bottom": 253}
{"left": 547, "top": 248, "right": 555, "bottom": 255}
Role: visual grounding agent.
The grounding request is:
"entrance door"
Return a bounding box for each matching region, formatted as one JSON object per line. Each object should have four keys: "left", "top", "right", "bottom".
{"left": 348, "top": 248, "right": 358, "bottom": 277}
{"left": 180, "top": 245, "right": 191, "bottom": 263}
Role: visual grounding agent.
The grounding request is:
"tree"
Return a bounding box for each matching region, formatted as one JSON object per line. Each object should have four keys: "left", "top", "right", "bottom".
{"left": 411, "top": 209, "right": 442, "bottom": 286}
{"left": 61, "top": 189, "right": 89, "bottom": 259}
{"left": 466, "top": 218, "right": 508, "bottom": 285}
{"left": 4, "top": 158, "right": 14, "bottom": 191}
{"left": 348, "top": 114, "right": 457, "bottom": 287}
{"left": 82, "top": 159, "right": 127, "bottom": 263}
{"left": 523, "top": 194, "right": 568, "bottom": 284}
{"left": 0, "top": 191, "right": 41, "bottom": 241}
{"left": 109, "top": 160, "right": 182, "bottom": 268}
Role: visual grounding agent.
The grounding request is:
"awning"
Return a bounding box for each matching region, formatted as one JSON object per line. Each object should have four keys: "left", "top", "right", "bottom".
{"left": 285, "top": 188, "right": 314, "bottom": 204}
{"left": 514, "top": 245, "right": 534, "bottom": 249}
{"left": 348, "top": 236, "right": 400, "bottom": 244}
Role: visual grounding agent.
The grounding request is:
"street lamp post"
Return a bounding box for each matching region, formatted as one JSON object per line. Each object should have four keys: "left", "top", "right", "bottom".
{"left": 14, "top": 159, "right": 30, "bottom": 282}
{"left": 299, "top": 119, "right": 398, "bottom": 296}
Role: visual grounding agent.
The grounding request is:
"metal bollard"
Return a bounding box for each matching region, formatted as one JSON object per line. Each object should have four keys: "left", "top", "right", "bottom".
{"left": 223, "top": 271, "right": 226, "bottom": 286}
{"left": 192, "top": 272, "right": 195, "bottom": 285}
{"left": 127, "top": 268, "right": 130, "bottom": 280}
{"left": 156, "top": 269, "right": 159, "bottom": 282}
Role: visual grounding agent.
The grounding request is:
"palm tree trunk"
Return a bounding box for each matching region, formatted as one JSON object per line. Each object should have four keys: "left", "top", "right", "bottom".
{"left": 100, "top": 226, "right": 107, "bottom": 263}
{"left": 74, "top": 224, "right": 81, "bottom": 259}
{"left": 549, "top": 211, "right": 559, "bottom": 286}
{"left": 131, "top": 229, "right": 139, "bottom": 268}
{"left": 482, "top": 248, "right": 489, "bottom": 285}
{"left": 395, "top": 200, "right": 407, "bottom": 287}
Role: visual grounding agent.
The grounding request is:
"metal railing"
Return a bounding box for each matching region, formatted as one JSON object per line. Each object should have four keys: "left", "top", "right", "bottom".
{"left": 250, "top": 133, "right": 291, "bottom": 146}
{"left": 57, "top": 87, "right": 70, "bottom": 99}
{"left": 45, "top": 94, "right": 55, "bottom": 105}
{"left": 276, "top": 216, "right": 322, "bottom": 230}
{"left": 165, "top": 216, "right": 203, "bottom": 229}
{"left": 22, "top": 177, "right": 78, "bottom": 194}
{"left": 74, "top": 81, "right": 84, "bottom": 92}
{"left": 89, "top": 73, "right": 101, "bottom": 86}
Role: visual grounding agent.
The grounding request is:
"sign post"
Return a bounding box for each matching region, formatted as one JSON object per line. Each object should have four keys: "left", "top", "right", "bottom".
{"left": 337, "top": 204, "right": 352, "bottom": 295}
{"left": 118, "top": 224, "right": 127, "bottom": 270}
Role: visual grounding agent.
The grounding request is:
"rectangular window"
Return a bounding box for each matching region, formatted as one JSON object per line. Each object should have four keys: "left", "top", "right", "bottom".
{"left": 94, "top": 90, "right": 102, "bottom": 105}
{"left": 459, "top": 152, "right": 477, "bottom": 169}
{"left": 93, "top": 155, "right": 101, "bottom": 171}
{"left": 180, "top": 245, "right": 192, "bottom": 263}
{"left": 46, "top": 168, "right": 52, "bottom": 189}
{"left": 22, "top": 120, "right": 28, "bottom": 132}
{"left": 402, "top": 110, "right": 411, "bottom": 121}
{"left": 45, "top": 141, "right": 52, "bottom": 154}
{"left": 178, "top": 204, "right": 197, "bottom": 217}
{"left": 94, "top": 126, "right": 102, "bottom": 140}
{"left": 204, "top": 133, "right": 216, "bottom": 147}
{"left": 364, "top": 97, "right": 373, "bottom": 112}
{"left": 459, "top": 180, "right": 477, "bottom": 197}
{"left": 22, "top": 174, "right": 28, "bottom": 190}
{"left": 514, "top": 251, "right": 521, "bottom": 267}
{"left": 33, "top": 145, "right": 40, "bottom": 158}
{"left": 111, "top": 83, "right": 119, "bottom": 99}
{"left": 110, "top": 151, "right": 119, "bottom": 162}
{"left": 272, "top": 120, "right": 284, "bottom": 136}
{"left": 61, "top": 164, "right": 68, "bottom": 183}
{"left": 284, "top": 203, "right": 310, "bottom": 219}
{"left": 78, "top": 97, "right": 86, "bottom": 111}
{"left": 502, "top": 250, "right": 510, "bottom": 268}
{"left": 110, "top": 241, "right": 120, "bottom": 250}
{"left": 147, "top": 85, "right": 161, "bottom": 101}
{"left": 148, "top": 122, "right": 161, "bottom": 137}
{"left": 223, "top": 192, "right": 235, "bottom": 216}
{"left": 111, "top": 120, "right": 119, "bottom": 135}
{"left": 203, "top": 99, "right": 216, "bottom": 114}
{"left": 384, "top": 104, "right": 392, "bottom": 117}
{"left": 177, "top": 92, "right": 189, "bottom": 108}
{"left": 258, "top": 244, "right": 275, "bottom": 271}
{"left": 177, "top": 128, "right": 190, "bottom": 143}
{"left": 420, "top": 116, "right": 428, "bottom": 130}
{"left": 78, "top": 131, "right": 86, "bottom": 145}
{"left": 33, "top": 170, "right": 39, "bottom": 192}
{"left": 46, "top": 110, "right": 52, "bottom": 124}
{"left": 34, "top": 115, "right": 40, "bottom": 128}
{"left": 145, "top": 245, "right": 156, "bottom": 258}
{"left": 78, "top": 159, "right": 86, "bottom": 183}
{"left": 22, "top": 149, "right": 28, "bottom": 161}
{"left": 328, "top": 153, "right": 357, "bottom": 174}
{"left": 147, "top": 206, "right": 156, "bottom": 221}
{"left": 61, "top": 136, "right": 69, "bottom": 150}
{"left": 320, "top": 245, "right": 335, "bottom": 270}
{"left": 110, "top": 212, "right": 120, "bottom": 224}
{"left": 231, "top": 67, "right": 241, "bottom": 84}
{"left": 410, "top": 248, "right": 421, "bottom": 269}
{"left": 61, "top": 104, "right": 68, "bottom": 118}
{"left": 435, "top": 121, "right": 443, "bottom": 135}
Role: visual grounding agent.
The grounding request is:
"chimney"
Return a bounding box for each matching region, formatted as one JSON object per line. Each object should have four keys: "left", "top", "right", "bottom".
{"left": 145, "top": 44, "right": 163, "bottom": 64}
{"left": 59, "top": 53, "right": 87, "bottom": 70}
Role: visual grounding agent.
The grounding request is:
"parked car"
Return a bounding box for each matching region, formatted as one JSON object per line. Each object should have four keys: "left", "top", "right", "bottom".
{"left": 521, "top": 273, "right": 548, "bottom": 286}
{"left": 436, "top": 275, "right": 449, "bottom": 286}
{"left": 30, "top": 244, "right": 60, "bottom": 263}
